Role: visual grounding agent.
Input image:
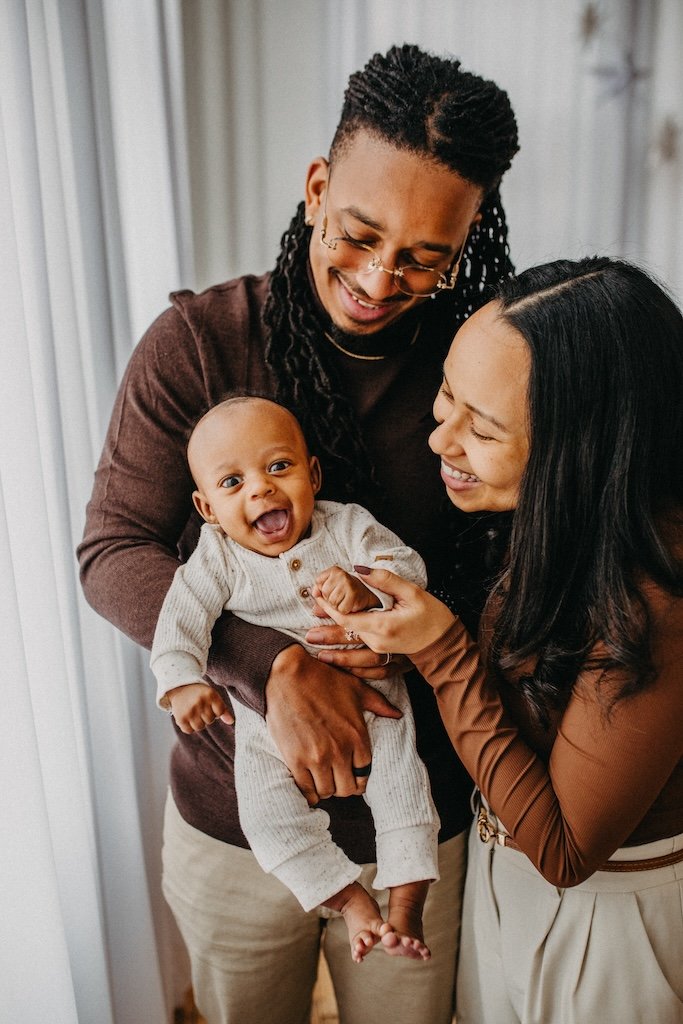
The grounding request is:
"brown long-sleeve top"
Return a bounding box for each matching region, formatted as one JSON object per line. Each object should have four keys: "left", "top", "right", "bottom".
{"left": 78, "top": 272, "right": 487, "bottom": 860}
{"left": 411, "top": 580, "right": 683, "bottom": 886}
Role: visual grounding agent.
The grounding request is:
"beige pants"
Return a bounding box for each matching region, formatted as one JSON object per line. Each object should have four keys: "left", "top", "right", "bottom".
{"left": 162, "top": 792, "right": 465, "bottom": 1024}
{"left": 457, "top": 813, "right": 683, "bottom": 1024}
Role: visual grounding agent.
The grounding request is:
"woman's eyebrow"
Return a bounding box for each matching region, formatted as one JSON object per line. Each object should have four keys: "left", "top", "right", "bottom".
{"left": 465, "top": 402, "right": 510, "bottom": 434}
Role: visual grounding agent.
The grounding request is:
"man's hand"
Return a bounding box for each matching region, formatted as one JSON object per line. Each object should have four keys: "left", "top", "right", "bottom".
{"left": 265, "top": 644, "right": 401, "bottom": 806}
{"left": 167, "top": 681, "right": 233, "bottom": 734}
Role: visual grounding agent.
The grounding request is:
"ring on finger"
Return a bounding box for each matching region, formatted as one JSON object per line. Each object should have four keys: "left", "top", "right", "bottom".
{"left": 382, "top": 652, "right": 392, "bottom": 666}
{"left": 352, "top": 762, "right": 372, "bottom": 778}
{"left": 345, "top": 629, "right": 361, "bottom": 642}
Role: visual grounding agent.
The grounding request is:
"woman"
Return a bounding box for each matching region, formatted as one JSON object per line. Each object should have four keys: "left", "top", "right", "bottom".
{"left": 313, "top": 257, "right": 683, "bottom": 1023}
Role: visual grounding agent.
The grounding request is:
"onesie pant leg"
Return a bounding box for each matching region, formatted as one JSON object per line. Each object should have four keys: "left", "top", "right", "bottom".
{"left": 361, "top": 673, "right": 440, "bottom": 889}
{"left": 233, "top": 703, "right": 360, "bottom": 910}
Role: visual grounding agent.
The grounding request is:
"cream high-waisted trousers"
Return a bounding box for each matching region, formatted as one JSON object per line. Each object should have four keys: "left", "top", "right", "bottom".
{"left": 456, "top": 806, "right": 683, "bottom": 1024}
{"left": 162, "top": 791, "right": 466, "bottom": 1024}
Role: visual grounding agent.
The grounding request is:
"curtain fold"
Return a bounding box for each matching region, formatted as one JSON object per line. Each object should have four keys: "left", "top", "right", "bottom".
{"left": 1, "top": 0, "right": 191, "bottom": 1019}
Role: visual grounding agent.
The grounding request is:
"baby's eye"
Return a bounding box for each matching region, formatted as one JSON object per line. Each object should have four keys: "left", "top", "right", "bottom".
{"left": 269, "top": 460, "right": 292, "bottom": 473}
{"left": 438, "top": 379, "right": 454, "bottom": 401}
{"left": 220, "top": 475, "right": 242, "bottom": 489}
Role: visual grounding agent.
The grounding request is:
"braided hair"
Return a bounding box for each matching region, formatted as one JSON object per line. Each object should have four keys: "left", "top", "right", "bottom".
{"left": 264, "top": 44, "right": 519, "bottom": 499}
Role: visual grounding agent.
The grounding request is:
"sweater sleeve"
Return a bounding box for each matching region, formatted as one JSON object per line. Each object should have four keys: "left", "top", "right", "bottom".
{"left": 77, "top": 301, "right": 297, "bottom": 714}
{"left": 410, "top": 590, "right": 683, "bottom": 886}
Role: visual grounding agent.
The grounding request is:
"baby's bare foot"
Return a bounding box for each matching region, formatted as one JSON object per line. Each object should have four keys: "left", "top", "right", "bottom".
{"left": 379, "top": 920, "right": 431, "bottom": 961}
{"left": 325, "top": 880, "right": 432, "bottom": 963}
{"left": 382, "top": 881, "right": 431, "bottom": 960}
{"left": 349, "top": 920, "right": 386, "bottom": 963}
{"left": 323, "top": 883, "right": 385, "bottom": 963}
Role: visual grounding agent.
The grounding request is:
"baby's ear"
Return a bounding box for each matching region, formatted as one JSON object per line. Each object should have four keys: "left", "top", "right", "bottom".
{"left": 309, "top": 456, "right": 323, "bottom": 496}
{"left": 193, "top": 490, "right": 217, "bottom": 524}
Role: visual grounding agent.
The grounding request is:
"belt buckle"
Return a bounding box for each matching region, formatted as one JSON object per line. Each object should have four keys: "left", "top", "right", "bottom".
{"left": 477, "top": 807, "right": 498, "bottom": 844}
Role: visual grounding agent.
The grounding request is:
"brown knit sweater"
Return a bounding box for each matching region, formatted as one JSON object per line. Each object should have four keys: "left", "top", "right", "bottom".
{"left": 78, "top": 272, "right": 482, "bottom": 859}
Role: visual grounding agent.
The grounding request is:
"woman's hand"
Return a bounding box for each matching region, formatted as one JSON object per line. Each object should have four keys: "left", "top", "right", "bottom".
{"left": 304, "top": 623, "right": 411, "bottom": 678}
{"left": 313, "top": 566, "right": 456, "bottom": 656}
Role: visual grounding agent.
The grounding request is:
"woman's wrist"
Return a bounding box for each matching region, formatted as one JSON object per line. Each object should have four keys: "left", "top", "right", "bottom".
{"left": 410, "top": 616, "right": 467, "bottom": 673}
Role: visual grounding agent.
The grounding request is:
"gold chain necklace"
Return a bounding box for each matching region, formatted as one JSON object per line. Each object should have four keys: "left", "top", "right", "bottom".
{"left": 323, "top": 323, "right": 421, "bottom": 361}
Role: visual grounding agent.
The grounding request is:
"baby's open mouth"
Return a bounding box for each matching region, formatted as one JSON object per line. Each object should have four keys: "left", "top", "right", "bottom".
{"left": 254, "top": 509, "right": 289, "bottom": 535}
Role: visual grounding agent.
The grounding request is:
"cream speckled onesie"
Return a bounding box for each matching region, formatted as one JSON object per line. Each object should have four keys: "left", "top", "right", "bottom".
{"left": 151, "top": 500, "right": 439, "bottom": 910}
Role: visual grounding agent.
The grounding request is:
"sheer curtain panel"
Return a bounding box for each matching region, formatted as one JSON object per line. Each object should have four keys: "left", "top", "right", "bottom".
{"left": 0, "top": 1, "right": 191, "bottom": 1020}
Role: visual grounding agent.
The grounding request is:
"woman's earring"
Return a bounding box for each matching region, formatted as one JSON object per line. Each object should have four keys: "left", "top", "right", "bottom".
{"left": 305, "top": 212, "right": 315, "bottom": 226}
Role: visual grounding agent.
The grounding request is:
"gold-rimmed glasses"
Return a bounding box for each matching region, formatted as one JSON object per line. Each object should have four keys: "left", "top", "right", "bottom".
{"left": 319, "top": 188, "right": 469, "bottom": 297}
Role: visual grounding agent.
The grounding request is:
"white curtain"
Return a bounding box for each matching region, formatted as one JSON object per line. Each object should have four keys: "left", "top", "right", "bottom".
{"left": 1, "top": 0, "right": 191, "bottom": 1020}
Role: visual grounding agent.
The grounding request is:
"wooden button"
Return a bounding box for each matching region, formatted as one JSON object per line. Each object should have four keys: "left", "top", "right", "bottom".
{"left": 290, "top": 558, "right": 302, "bottom": 571}
{"left": 300, "top": 588, "right": 310, "bottom": 599}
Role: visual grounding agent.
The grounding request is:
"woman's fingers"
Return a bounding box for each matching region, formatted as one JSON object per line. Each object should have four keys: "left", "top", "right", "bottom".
{"left": 314, "top": 571, "right": 457, "bottom": 655}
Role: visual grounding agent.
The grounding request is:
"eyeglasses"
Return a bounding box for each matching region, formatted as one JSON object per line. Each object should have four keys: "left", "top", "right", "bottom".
{"left": 319, "top": 187, "right": 469, "bottom": 297}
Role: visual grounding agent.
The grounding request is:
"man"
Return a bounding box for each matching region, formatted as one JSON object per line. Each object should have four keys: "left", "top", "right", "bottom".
{"left": 79, "top": 44, "right": 519, "bottom": 1024}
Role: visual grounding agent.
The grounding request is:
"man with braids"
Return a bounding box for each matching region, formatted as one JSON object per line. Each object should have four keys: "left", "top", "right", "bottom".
{"left": 79, "top": 44, "right": 519, "bottom": 1024}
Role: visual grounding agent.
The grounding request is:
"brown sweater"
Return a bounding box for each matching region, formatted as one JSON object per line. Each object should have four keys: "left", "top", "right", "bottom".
{"left": 411, "top": 580, "right": 683, "bottom": 886}
{"left": 78, "top": 272, "right": 485, "bottom": 860}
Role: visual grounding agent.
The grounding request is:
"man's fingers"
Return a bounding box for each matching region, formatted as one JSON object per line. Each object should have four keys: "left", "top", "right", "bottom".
{"left": 360, "top": 686, "right": 401, "bottom": 719}
{"left": 307, "top": 765, "right": 335, "bottom": 804}
{"left": 293, "top": 769, "right": 320, "bottom": 808}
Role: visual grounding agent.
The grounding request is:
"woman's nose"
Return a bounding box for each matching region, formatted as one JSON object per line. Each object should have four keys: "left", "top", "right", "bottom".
{"left": 429, "top": 417, "right": 464, "bottom": 456}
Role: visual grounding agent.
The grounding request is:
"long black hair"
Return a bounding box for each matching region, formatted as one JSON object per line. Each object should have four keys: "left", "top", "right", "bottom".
{"left": 263, "top": 44, "right": 519, "bottom": 498}
{"left": 490, "top": 257, "right": 683, "bottom": 722}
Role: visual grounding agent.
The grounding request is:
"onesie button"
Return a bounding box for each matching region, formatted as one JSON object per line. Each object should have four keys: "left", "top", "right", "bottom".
{"left": 300, "top": 587, "right": 310, "bottom": 599}
{"left": 290, "top": 558, "right": 302, "bottom": 571}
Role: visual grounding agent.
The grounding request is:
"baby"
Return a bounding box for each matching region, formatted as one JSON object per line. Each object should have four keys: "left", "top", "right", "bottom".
{"left": 151, "top": 396, "right": 439, "bottom": 962}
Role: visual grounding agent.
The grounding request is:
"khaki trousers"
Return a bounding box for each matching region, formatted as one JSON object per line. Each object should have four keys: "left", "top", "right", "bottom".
{"left": 457, "top": 814, "right": 683, "bottom": 1024}
{"left": 162, "top": 792, "right": 465, "bottom": 1024}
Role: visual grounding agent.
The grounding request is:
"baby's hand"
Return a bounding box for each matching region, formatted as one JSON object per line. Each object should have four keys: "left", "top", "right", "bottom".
{"left": 167, "top": 681, "right": 231, "bottom": 734}
{"left": 313, "top": 565, "right": 381, "bottom": 615}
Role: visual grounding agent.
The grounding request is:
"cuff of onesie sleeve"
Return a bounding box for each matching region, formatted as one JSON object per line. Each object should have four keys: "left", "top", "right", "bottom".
{"left": 372, "top": 824, "right": 440, "bottom": 891}
{"left": 270, "top": 843, "right": 362, "bottom": 913}
{"left": 152, "top": 652, "right": 205, "bottom": 709}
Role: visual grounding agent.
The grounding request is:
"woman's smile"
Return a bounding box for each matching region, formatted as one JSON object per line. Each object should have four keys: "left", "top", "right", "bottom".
{"left": 439, "top": 459, "right": 481, "bottom": 487}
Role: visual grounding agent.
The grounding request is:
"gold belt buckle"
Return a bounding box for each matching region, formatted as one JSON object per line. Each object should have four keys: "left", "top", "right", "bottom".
{"left": 477, "top": 807, "right": 497, "bottom": 844}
